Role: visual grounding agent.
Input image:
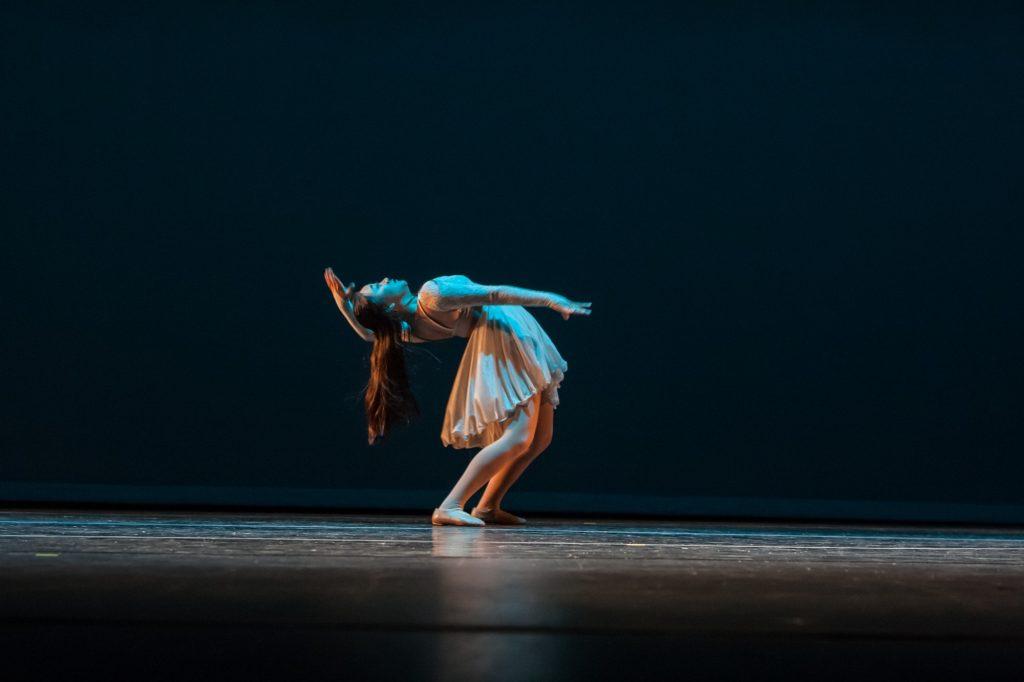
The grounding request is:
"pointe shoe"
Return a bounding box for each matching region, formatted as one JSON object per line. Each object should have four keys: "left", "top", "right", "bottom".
{"left": 470, "top": 506, "right": 527, "bottom": 525}
{"left": 432, "top": 506, "right": 485, "bottom": 527}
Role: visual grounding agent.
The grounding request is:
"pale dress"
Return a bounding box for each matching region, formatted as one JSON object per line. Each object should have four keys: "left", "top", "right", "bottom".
{"left": 401, "top": 275, "right": 569, "bottom": 450}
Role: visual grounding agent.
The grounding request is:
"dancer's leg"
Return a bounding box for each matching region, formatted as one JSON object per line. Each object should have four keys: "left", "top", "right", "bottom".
{"left": 438, "top": 393, "right": 541, "bottom": 511}
{"left": 476, "top": 400, "right": 554, "bottom": 513}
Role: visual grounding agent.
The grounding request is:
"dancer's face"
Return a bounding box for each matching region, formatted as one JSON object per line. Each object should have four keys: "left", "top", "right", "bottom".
{"left": 359, "top": 277, "right": 410, "bottom": 306}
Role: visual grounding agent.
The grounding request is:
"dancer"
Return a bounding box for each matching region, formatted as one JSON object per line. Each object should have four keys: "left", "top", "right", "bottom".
{"left": 323, "top": 268, "right": 591, "bottom": 527}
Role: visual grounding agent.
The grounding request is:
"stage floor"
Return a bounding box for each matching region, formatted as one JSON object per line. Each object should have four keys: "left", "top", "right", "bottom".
{"left": 1, "top": 508, "right": 1022, "bottom": 680}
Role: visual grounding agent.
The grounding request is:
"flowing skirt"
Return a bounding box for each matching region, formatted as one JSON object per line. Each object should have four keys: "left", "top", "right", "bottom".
{"left": 441, "top": 304, "right": 568, "bottom": 449}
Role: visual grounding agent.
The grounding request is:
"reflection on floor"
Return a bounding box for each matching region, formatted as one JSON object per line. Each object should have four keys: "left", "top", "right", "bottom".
{"left": 1, "top": 508, "right": 1022, "bottom": 680}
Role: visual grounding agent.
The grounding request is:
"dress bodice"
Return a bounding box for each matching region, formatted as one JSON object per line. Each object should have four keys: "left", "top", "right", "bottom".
{"left": 405, "top": 275, "right": 482, "bottom": 342}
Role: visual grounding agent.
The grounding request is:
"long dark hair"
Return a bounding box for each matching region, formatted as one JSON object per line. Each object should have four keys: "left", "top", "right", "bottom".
{"left": 351, "top": 294, "right": 421, "bottom": 445}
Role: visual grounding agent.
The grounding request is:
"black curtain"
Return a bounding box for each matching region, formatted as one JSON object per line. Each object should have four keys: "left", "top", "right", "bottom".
{"left": 2, "top": 1, "right": 1022, "bottom": 522}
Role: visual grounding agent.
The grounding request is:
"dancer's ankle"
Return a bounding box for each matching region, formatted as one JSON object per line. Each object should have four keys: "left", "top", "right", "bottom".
{"left": 439, "top": 500, "right": 463, "bottom": 511}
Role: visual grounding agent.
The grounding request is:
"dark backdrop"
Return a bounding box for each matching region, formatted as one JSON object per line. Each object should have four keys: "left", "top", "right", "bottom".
{"left": 3, "top": 1, "right": 1022, "bottom": 522}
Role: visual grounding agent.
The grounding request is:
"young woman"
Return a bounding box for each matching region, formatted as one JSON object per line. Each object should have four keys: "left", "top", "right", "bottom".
{"left": 323, "top": 268, "right": 591, "bottom": 527}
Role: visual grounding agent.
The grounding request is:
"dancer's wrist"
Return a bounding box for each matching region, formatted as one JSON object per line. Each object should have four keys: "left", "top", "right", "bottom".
{"left": 546, "top": 293, "right": 567, "bottom": 309}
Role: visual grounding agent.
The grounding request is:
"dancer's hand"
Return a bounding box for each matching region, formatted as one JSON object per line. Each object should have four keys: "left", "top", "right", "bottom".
{"left": 324, "top": 267, "right": 356, "bottom": 303}
{"left": 549, "top": 295, "right": 592, "bottom": 320}
{"left": 325, "top": 267, "right": 376, "bottom": 342}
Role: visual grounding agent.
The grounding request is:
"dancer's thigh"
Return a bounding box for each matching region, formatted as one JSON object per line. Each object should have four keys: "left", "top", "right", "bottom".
{"left": 523, "top": 402, "right": 554, "bottom": 457}
{"left": 497, "top": 393, "right": 541, "bottom": 455}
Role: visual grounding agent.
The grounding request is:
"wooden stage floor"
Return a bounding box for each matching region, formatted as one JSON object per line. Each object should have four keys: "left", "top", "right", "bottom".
{"left": 1, "top": 508, "right": 1022, "bottom": 680}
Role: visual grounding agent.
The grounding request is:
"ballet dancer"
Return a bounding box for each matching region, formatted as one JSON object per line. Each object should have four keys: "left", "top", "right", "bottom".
{"left": 323, "top": 268, "right": 591, "bottom": 526}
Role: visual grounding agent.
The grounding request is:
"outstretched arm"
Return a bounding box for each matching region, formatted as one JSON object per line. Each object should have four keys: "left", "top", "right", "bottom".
{"left": 324, "top": 268, "right": 375, "bottom": 343}
{"left": 424, "top": 275, "right": 592, "bottom": 319}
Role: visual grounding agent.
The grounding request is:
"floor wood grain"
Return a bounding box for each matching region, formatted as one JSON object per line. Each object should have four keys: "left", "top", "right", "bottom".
{"left": 1, "top": 508, "right": 1022, "bottom": 680}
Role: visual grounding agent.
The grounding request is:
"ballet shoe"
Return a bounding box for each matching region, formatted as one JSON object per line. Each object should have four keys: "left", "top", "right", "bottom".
{"left": 470, "top": 506, "right": 527, "bottom": 525}
{"left": 431, "top": 506, "right": 485, "bottom": 527}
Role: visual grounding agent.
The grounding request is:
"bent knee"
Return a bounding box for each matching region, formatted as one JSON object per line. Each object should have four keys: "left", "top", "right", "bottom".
{"left": 504, "top": 432, "right": 533, "bottom": 456}
{"left": 520, "top": 432, "right": 552, "bottom": 460}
